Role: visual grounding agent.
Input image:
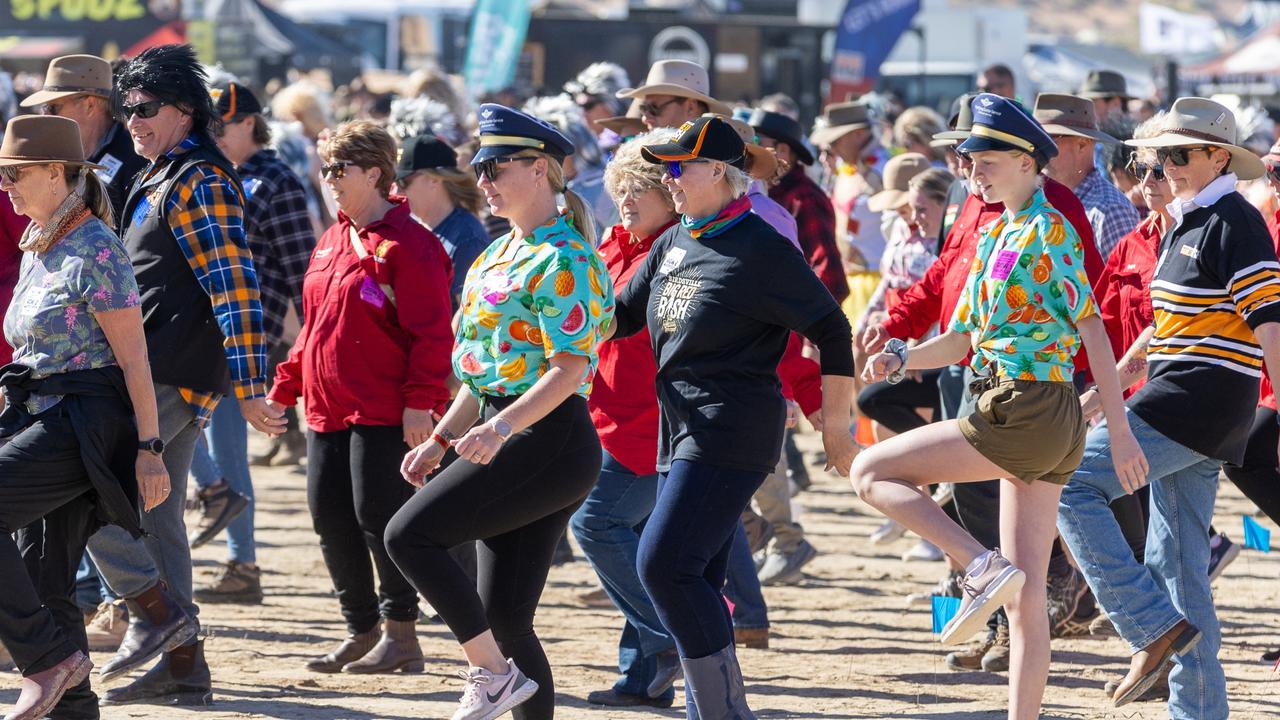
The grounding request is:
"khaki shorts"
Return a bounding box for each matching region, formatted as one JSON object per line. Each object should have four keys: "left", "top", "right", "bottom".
{"left": 958, "top": 375, "right": 1086, "bottom": 485}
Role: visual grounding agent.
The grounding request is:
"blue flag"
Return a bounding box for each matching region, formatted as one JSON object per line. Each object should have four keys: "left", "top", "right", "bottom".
{"left": 462, "top": 0, "right": 532, "bottom": 98}
{"left": 830, "top": 0, "right": 921, "bottom": 100}
{"left": 932, "top": 595, "right": 960, "bottom": 634}
{"left": 1243, "top": 515, "right": 1271, "bottom": 553}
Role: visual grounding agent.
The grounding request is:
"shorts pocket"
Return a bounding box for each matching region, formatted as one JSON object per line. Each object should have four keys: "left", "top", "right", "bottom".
{"left": 977, "top": 384, "right": 1016, "bottom": 427}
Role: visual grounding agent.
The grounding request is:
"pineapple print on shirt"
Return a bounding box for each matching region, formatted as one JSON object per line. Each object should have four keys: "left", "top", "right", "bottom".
{"left": 950, "top": 189, "right": 1096, "bottom": 382}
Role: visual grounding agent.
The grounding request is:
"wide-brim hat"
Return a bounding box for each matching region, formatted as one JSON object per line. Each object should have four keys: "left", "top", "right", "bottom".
{"left": 931, "top": 93, "right": 978, "bottom": 148}
{"left": 20, "top": 54, "right": 112, "bottom": 108}
{"left": 719, "top": 115, "right": 778, "bottom": 180}
{"left": 1033, "top": 93, "right": 1117, "bottom": 144}
{"left": 616, "top": 59, "right": 732, "bottom": 117}
{"left": 810, "top": 101, "right": 871, "bottom": 147}
{"left": 597, "top": 99, "right": 645, "bottom": 137}
{"left": 0, "top": 116, "right": 105, "bottom": 170}
{"left": 1077, "top": 69, "right": 1135, "bottom": 101}
{"left": 748, "top": 108, "right": 814, "bottom": 165}
{"left": 1126, "top": 97, "right": 1265, "bottom": 181}
{"left": 641, "top": 115, "right": 755, "bottom": 174}
{"left": 1262, "top": 141, "right": 1280, "bottom": 168}
{"left": 867, "top": 152, "right": 931, "bottom": 212}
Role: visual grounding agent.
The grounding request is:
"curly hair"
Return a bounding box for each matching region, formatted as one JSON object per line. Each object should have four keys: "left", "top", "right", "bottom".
{"left": 563, "top": 62, "right": 631, "bottom": 116}
{"left": 113, "top": 44, "right": 219, "bottom": 144}
{"left": 319, "top": 120, "right": 398, "bottom": 199}
{"left": 604, "top": 129, "right": 676, "bottom": 206}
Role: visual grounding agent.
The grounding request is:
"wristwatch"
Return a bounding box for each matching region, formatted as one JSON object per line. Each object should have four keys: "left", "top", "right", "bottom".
{"left": 885, "top": 338, "right": 909, "bottom": 385}
{"left": 490, "top": 417, "right": 513, "bottom": 442}
{"left": 138, "top": 437, "right": 165, "bottom": 455}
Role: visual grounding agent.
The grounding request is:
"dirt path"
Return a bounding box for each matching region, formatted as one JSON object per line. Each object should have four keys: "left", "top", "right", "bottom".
{"left": 4, "top": 430, "right": 1277, "bottom": 719}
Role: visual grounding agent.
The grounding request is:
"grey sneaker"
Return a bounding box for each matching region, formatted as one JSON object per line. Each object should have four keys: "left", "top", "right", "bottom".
{"left": 1207, "top": 533, "right": 1240, "bottom": 583}
{"left": 450, "top": 659, "right": 538, "bottom": 720}
{"left": 940, "top": 549, "right": 1025, "bottom": 645}
{"left": 758, "top": 539, "right": 818, "bottom": 586}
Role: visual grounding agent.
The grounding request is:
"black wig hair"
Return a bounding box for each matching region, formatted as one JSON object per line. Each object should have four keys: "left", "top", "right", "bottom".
{"left": 113, "top": 44, "right": 221, "bottom": 144}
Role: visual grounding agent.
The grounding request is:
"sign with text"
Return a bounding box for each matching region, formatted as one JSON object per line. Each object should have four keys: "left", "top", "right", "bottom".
{"left": 1, "top": 0, "right": 181, "bottom": 57}
{"left": 830, "top": 0, "right": 920, "bottom": 102}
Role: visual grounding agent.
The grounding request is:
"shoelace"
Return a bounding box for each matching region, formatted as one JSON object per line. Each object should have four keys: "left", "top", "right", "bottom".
{"left": 457, "top": 669, "right": 492, "bottom": 705}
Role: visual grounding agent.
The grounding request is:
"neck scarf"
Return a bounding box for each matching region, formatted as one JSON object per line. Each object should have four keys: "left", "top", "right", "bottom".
{"left": 20, "top": 183, "right": 89, "bottom": 254}
{"left": 683, "top": 195, "right": 753, "bottom": 239}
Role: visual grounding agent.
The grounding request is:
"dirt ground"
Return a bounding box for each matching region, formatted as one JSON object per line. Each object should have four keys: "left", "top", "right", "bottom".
{"left": 3, "top": 430, "right": 1277, "bottom": 719}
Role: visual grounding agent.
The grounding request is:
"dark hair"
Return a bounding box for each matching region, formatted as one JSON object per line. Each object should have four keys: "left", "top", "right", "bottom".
{"left": 250, "top": 114, "right": 272, "bottom": 146}
{"left": 981, "top": 63, "right": 1015, "bottom": 85}
{"left": 113, "top": 44, "right": 221, "bottom": 144}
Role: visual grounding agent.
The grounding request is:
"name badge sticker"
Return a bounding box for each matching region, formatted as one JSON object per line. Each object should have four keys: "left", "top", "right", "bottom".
{"left": 1180, "top": 244, "right": 1200, "bottom": 260}
{"left": 95, "top": 154, "right": 122, "bottom": 184}
{"left": 657, "top": 247, "right": 686, "bottom": 275}
{"left": 991, "top": 250, "right": 1019, "bottom": 281}
{"left": 359, "top": 276, "right": 386, "bottom": 309}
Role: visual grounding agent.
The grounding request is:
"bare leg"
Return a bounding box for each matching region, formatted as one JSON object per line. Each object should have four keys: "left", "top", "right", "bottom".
{"left": 461, "top": 630, "right": 507, "bottom": 673}
{"left": 850, "top": 419, "right": 1012, "bottom": 566}
{"left": 998, "top": 478, "right": 1061, "bottom": 720}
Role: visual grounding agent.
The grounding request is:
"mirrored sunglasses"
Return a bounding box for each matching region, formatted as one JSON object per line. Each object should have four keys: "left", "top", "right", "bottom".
{"left": 664, "top": 158, "right": 709, "bottom": 179}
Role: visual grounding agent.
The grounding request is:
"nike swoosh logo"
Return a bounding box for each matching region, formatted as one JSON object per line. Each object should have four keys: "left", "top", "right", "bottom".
{"left": 486, "top": 674, "right": 516, "bottom": 703}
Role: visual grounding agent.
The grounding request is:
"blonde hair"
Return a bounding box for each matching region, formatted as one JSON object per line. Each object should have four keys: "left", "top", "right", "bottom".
{"left": 604, "top": 129, "right": 674, "bottom": 207}
{"left": 724, "top": 164, "right": 752, "bottom": 198}
{"left": 418, "top": 166, "right": 484, "bottom": 215}
{"left": 319, "top": 120, "right": 398, "bottom": 198}
{"left": 53, "top": 164, "right": 114, "bottom": 229}
{"left": 1130, "top": 111, "right": 1169, "bottom": 164}
{"left": 271, "top": 82, "right": 331, "bottom": 139}
{"left": 509, "top": 149, "right": 597, "bottom": 243}
{"left": 894, "top": 107, "right": 946, "bottom": 159}
{"left": 908, "top": 167, "right": 955, "bottom": 205}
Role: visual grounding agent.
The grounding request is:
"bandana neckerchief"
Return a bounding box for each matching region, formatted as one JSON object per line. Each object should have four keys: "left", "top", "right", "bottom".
{"left": 682, "top": 195, "right": 753, "bottom": 239}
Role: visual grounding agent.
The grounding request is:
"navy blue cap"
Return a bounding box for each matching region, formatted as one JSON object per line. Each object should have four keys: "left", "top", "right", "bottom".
{"left": 472, "top": 103, "right": 575, "bottom": 164}
{"left": 957, "top": 93, "right": 1058, "bottom": 162}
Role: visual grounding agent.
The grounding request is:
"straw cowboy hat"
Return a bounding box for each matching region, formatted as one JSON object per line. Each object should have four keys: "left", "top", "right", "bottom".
{"left": 1077, "top": 70, "right": 1135, "bottom": 101}
{"left": 0, "top": 116, "right": 104, "bottom": 170}
{"left": 1032, "top": 93, "right": 1118, "bottom": 144}
{"left": 616, "top": 60, "right": 732, "bottom": 117}
{"left": 867, "top": 152, "right": 931, "bottom": 212}
{"left": 597, "top": 98, "right": 645, "bottom": 136}
{"left": 1127, "top": 97, "right": 1265, "bottom": 181}
{"left": 20, "top": 54, "right": 113, "bottom": 108}
{"left": 810, "top": 102, "right": 871, "bottom": 148}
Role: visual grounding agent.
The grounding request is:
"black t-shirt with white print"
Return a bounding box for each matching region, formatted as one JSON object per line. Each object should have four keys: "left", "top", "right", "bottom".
{"left": 613, "top": 213, "right": 840, "bottom": 474}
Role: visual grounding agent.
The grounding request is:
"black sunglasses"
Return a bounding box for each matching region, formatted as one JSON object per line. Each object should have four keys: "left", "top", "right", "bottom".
{"left": 1126, "top": 156, "right": 1165, "bottom": 182}
{"left": 473, "top": 156, "right": 536, "bottom": 182}
{"left": 118, "top": 99, "right": 168, "bottom": 120}
{"left": 320, "top": 161, "right": 353, "bottom": 180}
{"left": 0, "top": 165, "right": 30, "bottom": 184}
{"left": 1155, "top": 145, "right": 1217, "bottom": 167}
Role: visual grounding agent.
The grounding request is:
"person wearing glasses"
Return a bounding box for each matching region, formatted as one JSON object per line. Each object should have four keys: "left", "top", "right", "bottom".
{"left": 80, "top": 43, "right": 281, "bottom": 707}
{"left": 563, "top": 62, "right": 632, "bottom": 138}
{"left": 606, "top": 116, "right": 856, "bottom": 718}
{"left": 21, "top": 54, "right": 147, "bottom": 219}
{"left": 616, "top": 59, "right": 731, "bottom": 132}
{"left": 385, "top": 104, "right": 614, "bottom": 720}
{"left": 266, "top": 119, "right": 454, "bottom": 676}
{"left": 1058, "top": 97, "right": 1280, "bottom": 720}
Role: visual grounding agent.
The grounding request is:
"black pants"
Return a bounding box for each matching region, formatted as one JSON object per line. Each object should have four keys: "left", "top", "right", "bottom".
{"left": 856, "top": 370, "right": 943, "bottom": 434}
{"left": 385, "top": 395, "right": 600, "bottom": 720}
{"left": 0, "top": 409, "right": 105, "bottom": 718}
{"left": 307, "top": 424, "right": 418, "bottom": 634}
{"left": 1223, "top": 407, "right": 1280, "bottom": 525}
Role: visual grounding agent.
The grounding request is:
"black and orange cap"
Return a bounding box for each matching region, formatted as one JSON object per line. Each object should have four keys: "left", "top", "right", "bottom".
{"left": 211, "top": 80, "right": 263, "bottom": 122}
{"left": 640, "top": 115, "right": 746, "bottom": 168}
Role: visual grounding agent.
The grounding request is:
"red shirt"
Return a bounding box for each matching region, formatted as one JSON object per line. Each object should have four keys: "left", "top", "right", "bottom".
{"left": 0, "top": 194, "right": 26, "bottom": 365}
{"left": 882, "top": 177, "right": 1104, "bottom": 370}
{"left": 769, "top": 164, "right": 849, "bottom": 304}
{"left": 270, "top": 198, "right": 454, "bottom": 431}
{"left": 1094, "top": 213, "right": 1161, "bottom": 397}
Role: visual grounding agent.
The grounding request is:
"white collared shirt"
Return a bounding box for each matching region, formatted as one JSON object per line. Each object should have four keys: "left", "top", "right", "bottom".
{"left": 1166, "top": 172, "right": 1238, "bottom": 232}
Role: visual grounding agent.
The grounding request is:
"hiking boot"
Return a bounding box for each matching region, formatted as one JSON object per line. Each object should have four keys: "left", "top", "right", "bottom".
{"left": 1046, "top": 564, "right": 1088, "bottom": 637}
{"left": 939, "top": 549, "right": 1025, "bottom": 645}
{"left": 1058, "top": 606, "right": 1100, "bottom": 638}
{"left": 6, "top": 650, "right": 92, "bottom": 720}
{"left": 306, "top": 625, "right": 380, "bottom": 673}
{"left": 450, "top": 659, "right": 538, "bottom": 720}
{"left": 869, "top": 519, "right": 906, "bottom": 545}
{"left": 98, "top": 584, "right": 197, "bottom": 682}
{"left": 193, "top": 562, "right": 263, "bottom": 605}
{"left": 1207, "top": 533, "right": 1240, "bottom": 583}
{"left": 945, "top": 629, "right": 995, "bottom": 671}
{"left": 101, "top": 640, "right": 212, "bottom": 707}
{"left": 1112, "top": 619, "right": 1200, "bottom": 707}
{"left": 758, "top": 539, "right": 818, "bottom": 586}
{"left": 902, "top": 539, "right": 944, "bottom": 562}
{"left": 187, "top": 482, "right": 250, "bottom": 549}
{"left": 980, "top": 624, "right": 1011, "bottom": 672}
{"left": 907, "top": 569, "right": 963, "bottom": 607}
{"left": 734, "top": 627, "right": 769, "bottom": 650}
{"left": 343, "top": 619, "right": 424, "bottom": 674}
{"left": 1105, "top": 665, "right": 1169, "bottom": 702}
{"left": 84, "top": 600, "right": 128, "bottom": 652}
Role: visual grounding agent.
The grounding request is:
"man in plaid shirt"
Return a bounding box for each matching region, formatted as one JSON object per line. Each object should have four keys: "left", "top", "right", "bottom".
{"left": 77, "top": 45, "right": 284, "bottom": 711}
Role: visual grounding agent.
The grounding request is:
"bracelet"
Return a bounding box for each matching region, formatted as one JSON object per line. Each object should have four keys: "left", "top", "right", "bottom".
{"left": 429, "top": 432, "right": 451, "bottom": 450}
{"left": 885, "top": 338, "right": 909, "bottom": 385}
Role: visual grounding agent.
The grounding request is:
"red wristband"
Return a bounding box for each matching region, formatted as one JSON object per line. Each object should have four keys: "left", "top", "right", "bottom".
{"left": 429, "top": 433, "right": 450, "bottom": 450}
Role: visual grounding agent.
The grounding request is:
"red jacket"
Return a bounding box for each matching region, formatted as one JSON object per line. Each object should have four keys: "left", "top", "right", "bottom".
{"left": 0, "top": 194, "right": 26, "bottom": 365}
{"left": 270, "top": 198, "right": 454, "bottom": 431}
{"left": 882, "top": 178, "right": 1104, "bottom": 371}
{"left": 590, "top": 223, "right": 822, "bottom": 476}
{"left": 1094, "top": 213, "right": 1161, "bottom": 397}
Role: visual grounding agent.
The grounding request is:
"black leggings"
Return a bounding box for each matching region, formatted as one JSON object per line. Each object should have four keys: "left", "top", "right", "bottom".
{"left": 307, "top": 425, "right": 419, "bottom": 634}
{"left": 856, "top": 370, "right": 943, "bottom": 434}
{"left": 1222, "top": 407, "right": 1280, "bottom": 525}
{"left": 384, "top": 395, "right": 601, "bottom": 720}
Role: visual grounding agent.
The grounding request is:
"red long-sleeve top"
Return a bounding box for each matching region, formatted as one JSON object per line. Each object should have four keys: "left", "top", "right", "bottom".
{"left": 269, "top": 198, "right": 454, "bottom": 431}
{"left": 591, "top": 223, "right": 822, "bottom": 476}
{"left": 882, "top": 178, "right": 1104, "bottom": 371}
{"left": 1093, "top": 213, "right": 1161, "bottom": 397}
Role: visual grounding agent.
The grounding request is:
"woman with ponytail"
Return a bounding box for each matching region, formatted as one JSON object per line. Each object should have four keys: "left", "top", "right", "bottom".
{"left": 385, "top": 105, "right": 614, "bottom": 720}
{"left": 0, "top": 116, "right": 166, "bottom": 720}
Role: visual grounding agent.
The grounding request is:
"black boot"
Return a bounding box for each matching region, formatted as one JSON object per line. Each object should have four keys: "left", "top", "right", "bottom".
{"left": 101, "top": 640, "right": 212, "bottom": 706}
{"left": 98, "top": 584, "right": 197, "bottom": 682}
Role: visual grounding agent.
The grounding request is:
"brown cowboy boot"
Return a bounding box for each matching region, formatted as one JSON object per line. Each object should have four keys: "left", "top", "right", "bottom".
{"left": 342, "top": 619, "right": 424, "bottom": 674}
{"left": 1112, "top": 619, "right": 1200, "bottom": 707}
{"left": 6, "top": 651, "right": 92, "bottom": 720}
{"left": 305, "top": 624, "right": 380, "bottom": 674}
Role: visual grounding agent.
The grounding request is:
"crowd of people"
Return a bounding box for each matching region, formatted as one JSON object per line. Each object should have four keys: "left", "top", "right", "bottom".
{"left": 0, "top": 43, "right": 1276, "bottom": 720}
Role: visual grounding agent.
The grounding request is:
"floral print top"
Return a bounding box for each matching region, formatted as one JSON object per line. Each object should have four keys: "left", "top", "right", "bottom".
{"left": 453, "top": 212, "right": 614, "bottom": 399}
{"left": 4, "top": 218, "right": 140, "bottom": 414}
{"left": 949, "top": 189, "right": 1097, "bottom": 383}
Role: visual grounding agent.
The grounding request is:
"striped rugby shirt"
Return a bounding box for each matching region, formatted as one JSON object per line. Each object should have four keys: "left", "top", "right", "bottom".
{"left": 1129, "top": 173, "right": 1280, "bottom": 463}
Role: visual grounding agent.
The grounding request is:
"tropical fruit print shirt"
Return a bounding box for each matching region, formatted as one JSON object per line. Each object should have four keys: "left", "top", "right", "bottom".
{"left": 949, "top": 189, "right": 1097, "bottom": 382}
{"left": 452, "top": 212, "right": 615, "bottom": 399}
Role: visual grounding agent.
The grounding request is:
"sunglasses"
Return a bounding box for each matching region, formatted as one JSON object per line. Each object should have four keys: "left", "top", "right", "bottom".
{"left": 473, "top": 156, "right": 536, "bottom": 182}
{"left": 320, "top": 161, "right": 354, "bottom": 180}
{"left": 664, "top": 159, "right": 710, "bottom": 179}
{"left": 578, "top": 97, "right": 602, "bottom": 112}
{"left": 0, "top": 165, "right": 30, "bottom": 184}
{"left": 118, "top": 99, "right": 168, "bottom": 120}
{"left": 639, "top": 98, "right": 681, "bottom": 117}
{"left": 1266, "top": 163, "right": 1280, "bottom": 182}
{"left": 40, "top": 101, "right": 66, "bottom": 116}
{"left": 1154, "top": 145, "right": 1217, "bottom": 167}
{"left": 1126, "top": 157, "right": 1166, "bottom": 182}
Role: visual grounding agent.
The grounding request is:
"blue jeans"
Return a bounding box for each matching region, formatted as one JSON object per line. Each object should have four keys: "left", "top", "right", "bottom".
{"left": 74, "top": 555, "right": 111, "bottom": 612}
{"left": 722, "top": 524, "right": 768, "bottom": 629}
{"left": 637, "top": 459, "right": 765, "bottom": 660}
{"left": 1057, "top": 408, "right": 1227, "bottom": 720}
{"left": 189, "top": 396, "right": 256, "bottom": 564}
{"left": 569, "top": 451, "right": 676, "bottom": 698}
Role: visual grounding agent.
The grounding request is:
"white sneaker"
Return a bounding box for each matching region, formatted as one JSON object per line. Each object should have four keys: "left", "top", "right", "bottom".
{"left": 870, "top": 519, "right": 906, "bottom": 545}
{"left": 902, "top": 539, "right": 944, "bottom": 562}
{"left": 931, "top": 483, "right": 954, "bottom": 507}
{"left": 451, "top": 659, "right": 539, "bottom": 720}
